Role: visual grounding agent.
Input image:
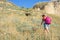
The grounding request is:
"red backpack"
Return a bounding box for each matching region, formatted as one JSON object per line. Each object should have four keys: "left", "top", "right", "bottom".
{"left": 45, "top": 16, "right": 51, "bottom": 24}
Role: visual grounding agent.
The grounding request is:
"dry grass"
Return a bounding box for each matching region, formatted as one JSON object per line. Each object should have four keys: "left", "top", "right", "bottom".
{"left": 0, "top": 10, "right": 60, "bottom": 40}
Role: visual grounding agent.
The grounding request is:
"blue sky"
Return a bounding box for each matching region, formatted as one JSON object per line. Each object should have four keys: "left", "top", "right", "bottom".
{"left": 8, "top": 0, "right": 50, "bottom": 8}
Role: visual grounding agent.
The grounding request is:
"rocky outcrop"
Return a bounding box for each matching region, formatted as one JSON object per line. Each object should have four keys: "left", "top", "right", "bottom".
{"left": 45, "top": 2, "right": 60, "bottom": 15}
{"left": 33, "top": 2, "right": 60, "bottom": 15}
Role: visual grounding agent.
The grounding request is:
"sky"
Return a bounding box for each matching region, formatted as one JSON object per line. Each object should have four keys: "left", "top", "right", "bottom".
{"left": 8, "top": 0, "right": 50, "bottom": 8}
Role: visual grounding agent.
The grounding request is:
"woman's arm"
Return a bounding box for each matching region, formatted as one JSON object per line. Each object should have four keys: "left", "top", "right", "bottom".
{"left": 41, "top": 19, "right": 44, "bottom": 25}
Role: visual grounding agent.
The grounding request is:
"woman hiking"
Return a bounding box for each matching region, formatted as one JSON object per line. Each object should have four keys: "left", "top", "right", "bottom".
{"left": 41, "top": 14, "right": 52, "bottom": 36}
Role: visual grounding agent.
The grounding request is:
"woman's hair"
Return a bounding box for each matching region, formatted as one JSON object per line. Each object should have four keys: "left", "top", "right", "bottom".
{"left": 42, "top": 14, "right": 45, "bottom": 17}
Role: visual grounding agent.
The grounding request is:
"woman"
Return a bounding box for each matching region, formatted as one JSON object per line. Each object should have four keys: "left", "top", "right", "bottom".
{"left": 41, "top": 14, "right": 52, "bottom": 35}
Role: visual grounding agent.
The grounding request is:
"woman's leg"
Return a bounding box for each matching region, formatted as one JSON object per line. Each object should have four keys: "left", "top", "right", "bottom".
{"left": 44, "top": 24, "right": 50, "bottom": 36}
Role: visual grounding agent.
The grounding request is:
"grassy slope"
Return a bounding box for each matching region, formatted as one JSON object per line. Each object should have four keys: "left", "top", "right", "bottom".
{"left": 0, "top": 1, "right": 60, "bottom": 40}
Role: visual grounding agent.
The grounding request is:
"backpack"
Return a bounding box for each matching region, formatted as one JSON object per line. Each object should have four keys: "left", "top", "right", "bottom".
{"left": 45, "top": 16, "right": 51, "bottom": 24}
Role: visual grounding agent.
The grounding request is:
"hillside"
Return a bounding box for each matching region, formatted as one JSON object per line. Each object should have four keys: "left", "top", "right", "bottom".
{"left": 0, "top": 1, "right": 60, "bottom": 40}
{"left": 33, "top": 1, "right": 60, "bottom": 16}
